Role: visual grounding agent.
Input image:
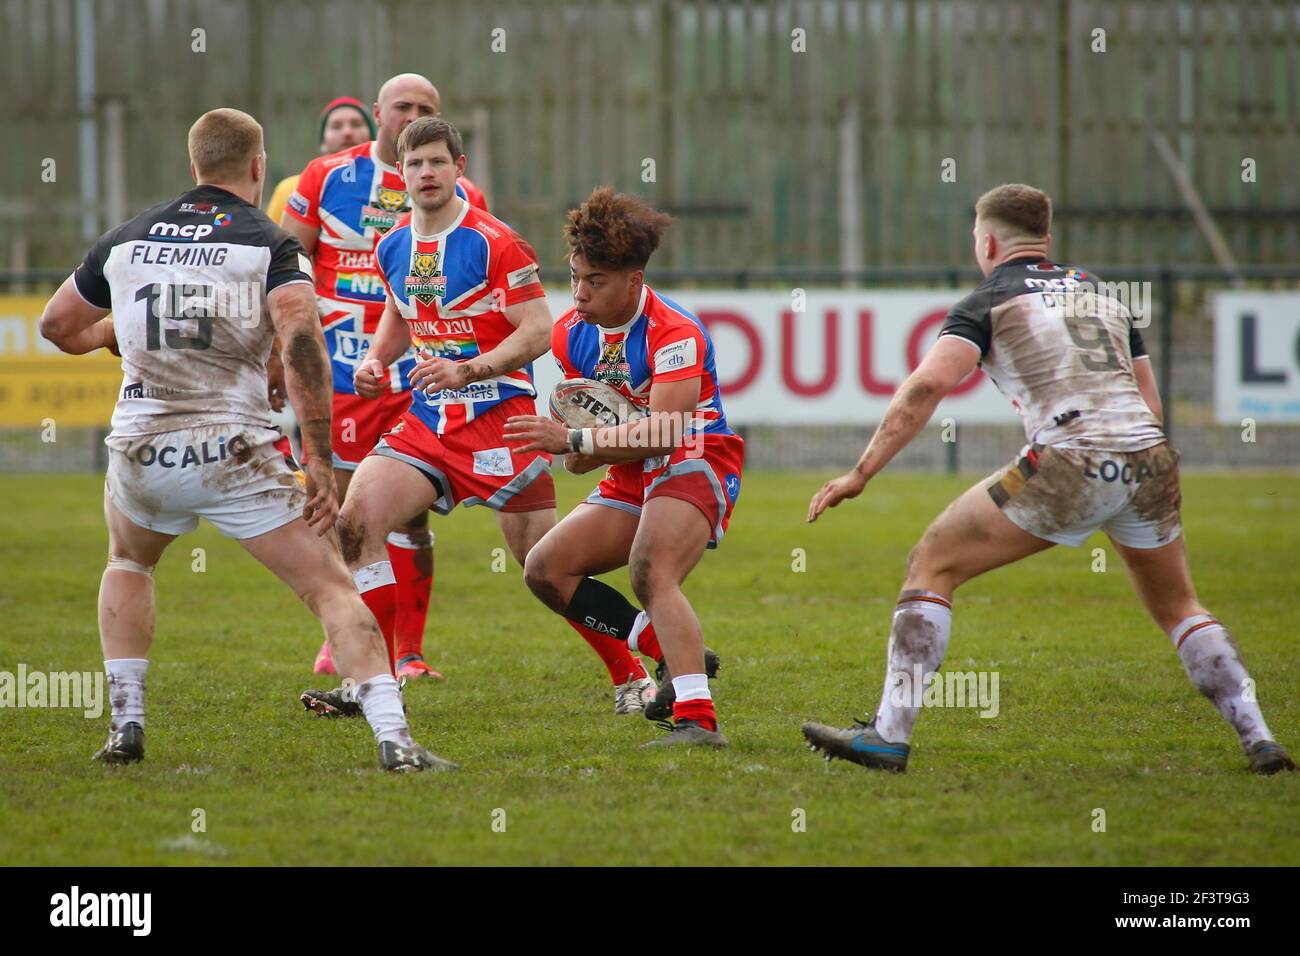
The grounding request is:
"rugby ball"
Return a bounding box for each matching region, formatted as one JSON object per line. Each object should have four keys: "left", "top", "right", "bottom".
{"left": 549, "top": 378, "right": 644, "bottom": 429}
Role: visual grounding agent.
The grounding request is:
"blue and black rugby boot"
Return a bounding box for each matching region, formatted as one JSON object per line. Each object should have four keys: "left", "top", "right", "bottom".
{"left": 801, "top": 716, "right": 909, "bottom": 772}
{"left": 1247, "top": 739, "right": 1297, "bottom": 775}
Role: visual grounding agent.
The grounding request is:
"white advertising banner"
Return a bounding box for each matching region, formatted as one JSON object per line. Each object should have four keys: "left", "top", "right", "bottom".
{"left": 538, "top": 289, "right": 1020, "bottom": 426}
{"left": 1214, "top": 292, "right": 1300, "bottom": 424}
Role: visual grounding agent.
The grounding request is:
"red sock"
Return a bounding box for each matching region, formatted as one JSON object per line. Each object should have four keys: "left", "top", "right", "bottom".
{"left": 673, "top": 697, "right": 717, "bottom": 731}
{"left": 567, "top": 621, "right": 646, "bottom": 685}
{"left": 633, "top": 619, "right": 662, "bottom": 661}
{"left": 388, "top": 534, "right": 433, "bottom": 661}
{"left": 358, "top": 582, "right": 398, "bottom": 674}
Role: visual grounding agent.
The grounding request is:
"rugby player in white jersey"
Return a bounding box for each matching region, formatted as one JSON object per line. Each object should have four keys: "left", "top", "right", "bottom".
{"left": 38, "top": 107, "right": 453, "bottom": 773}
{"left": 802, "top": 183, "right": 1295, "bottom": 776}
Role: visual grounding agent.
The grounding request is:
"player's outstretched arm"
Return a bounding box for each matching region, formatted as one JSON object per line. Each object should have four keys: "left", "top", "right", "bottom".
{"left": 38, "top": 276, "right": 116, "bottom": 355}
{"left": 410, "top": 295, "right": 552, "bottom": 393}
{"left": 808, "top": 336, "right": 979, "bottom": 523}
{"left": 268, "top": 282, "right": 338, "bottom": 533}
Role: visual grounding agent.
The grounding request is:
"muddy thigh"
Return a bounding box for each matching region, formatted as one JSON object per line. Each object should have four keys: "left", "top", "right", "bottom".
{"left": 1126, "top": 442, "right": 1182, "bottom": 541}
{"left": 201, "top": 427, "right": 304, "bottom": 508}
{"left": 990, "top": 445, "right": 1099, "bottom": 533}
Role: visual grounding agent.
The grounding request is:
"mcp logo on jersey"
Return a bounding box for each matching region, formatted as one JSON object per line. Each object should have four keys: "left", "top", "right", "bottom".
{"left": 148, "top": 221, "right": 214, "bottom": 241}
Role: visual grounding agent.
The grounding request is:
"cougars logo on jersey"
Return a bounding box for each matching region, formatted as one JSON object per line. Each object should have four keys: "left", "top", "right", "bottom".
{"left": 405, "top": 251, "right": 445, "bottom": 306}
{"left": 361, "top": 185, "right": 410, "bottom": 232}
{"left": 595, "top": 339, "right": 632, "bottom": 388}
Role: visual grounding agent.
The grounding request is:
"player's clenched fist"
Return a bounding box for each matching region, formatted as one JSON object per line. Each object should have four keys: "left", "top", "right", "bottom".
{"left": 302, "top": 457, "right": 340, "bottom": 534}
{"left": 807, "top": 470, "right": 868, "bottom": 523}
{"left": 353, "top": 356, "right": 388, "bottom": 399}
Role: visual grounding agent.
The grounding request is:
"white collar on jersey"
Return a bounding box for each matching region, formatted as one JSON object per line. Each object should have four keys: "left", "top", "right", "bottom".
{"left": 410, "top": 195, "right": 469, "bottom": 242}
{"left": 369, "top": 140, "right": 398, "bottom": 175}
{"left": 599, "top": 284, "right": 649, "bottom": 337}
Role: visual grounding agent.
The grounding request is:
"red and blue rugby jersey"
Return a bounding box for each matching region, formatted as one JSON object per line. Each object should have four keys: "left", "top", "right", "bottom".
{"left": 552, "top": 285, "right": 733, "bottom": 437}
{"left": 373, "top": 199, "right": 545, "bottom": 434}
{"left": 284, "top": 140, "right": 488, "bottom": 397}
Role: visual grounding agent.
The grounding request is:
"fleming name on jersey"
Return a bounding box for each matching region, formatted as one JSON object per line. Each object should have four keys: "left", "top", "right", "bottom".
{"left": 73, "top": 184, "right": 314, "bottom": 437}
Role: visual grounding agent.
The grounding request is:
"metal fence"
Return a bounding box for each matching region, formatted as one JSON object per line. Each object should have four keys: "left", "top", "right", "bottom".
{"left": 4, "top": 0, "right": 1300, "bottom": 278}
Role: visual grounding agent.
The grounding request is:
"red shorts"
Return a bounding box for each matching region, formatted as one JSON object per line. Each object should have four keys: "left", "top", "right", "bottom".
{"left": 371, "top": 396, "right": 555, "bottom": 515}
{"left": 332, "top": 390, "right": 410, "bottom": 470}
{"left": 585, "top": 433, "right": 744, "bottom": 548}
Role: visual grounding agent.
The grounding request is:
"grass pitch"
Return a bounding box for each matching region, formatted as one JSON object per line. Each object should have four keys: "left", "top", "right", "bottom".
{"left": 0, "top": 469, "right": 1296, "bottom": 866}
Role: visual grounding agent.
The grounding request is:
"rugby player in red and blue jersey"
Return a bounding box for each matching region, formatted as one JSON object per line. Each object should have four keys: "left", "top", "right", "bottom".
{"left": 505, "top": 188, "right": 744, "bottom": 747}
{"left": 299, "top": 117, "right": 557, "bottom": 717}
{"left": 281, "top": 74, "right": 490, "bottom": 680}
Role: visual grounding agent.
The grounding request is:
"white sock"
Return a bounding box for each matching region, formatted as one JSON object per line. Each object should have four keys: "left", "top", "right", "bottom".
{"left": 628, "top": 611, "right": 651, "bottom": 655}
{"left": 1172, "top": 614, "right": 1272, "bottom": 748}
{"left": 105, "top": 658, "right": 148, "bottom": 731}
{"left": 672, "top": 672, "right": 711, "bottom": 702}
{"left": 352, "top": 561, "right": 396, "bottom": 594}
{"left": 354, "top": 673, "right": 412, "bottom": 747}
{"left": 874, "top": 590, "right": 953, "bottom": 745}
{"left": 386, "top": 530, "right": 433, "bottom": 550}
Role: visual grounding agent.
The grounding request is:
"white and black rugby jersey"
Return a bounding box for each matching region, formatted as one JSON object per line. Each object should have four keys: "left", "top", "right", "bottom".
{"left": 938, "top": 256, "right": 1164, "bottom": 452}
{"left": 73, "top": 185, "right": 313, "bottom": 437}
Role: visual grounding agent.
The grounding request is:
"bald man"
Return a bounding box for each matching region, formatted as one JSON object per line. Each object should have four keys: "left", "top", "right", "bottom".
{"left": 280, "top": 73, "right": 487, "bottom": 681}
{"left": 39, "top": 107, "right": 453, "bottom": 772}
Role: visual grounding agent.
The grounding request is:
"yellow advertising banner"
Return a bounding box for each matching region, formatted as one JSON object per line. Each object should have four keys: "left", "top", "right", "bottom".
{"left": 0, "top": 295, "right": 122, "bottom": 427}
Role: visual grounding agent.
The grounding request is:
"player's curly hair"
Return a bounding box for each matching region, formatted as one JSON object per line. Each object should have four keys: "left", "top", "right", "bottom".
{"left": 564, "top": 186, "right": 675, "bottom": 270}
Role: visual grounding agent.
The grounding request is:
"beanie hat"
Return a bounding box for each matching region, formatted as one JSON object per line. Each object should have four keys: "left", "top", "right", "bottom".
{"left": 319, "top": 96, "right": 376, "bottom": 143}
